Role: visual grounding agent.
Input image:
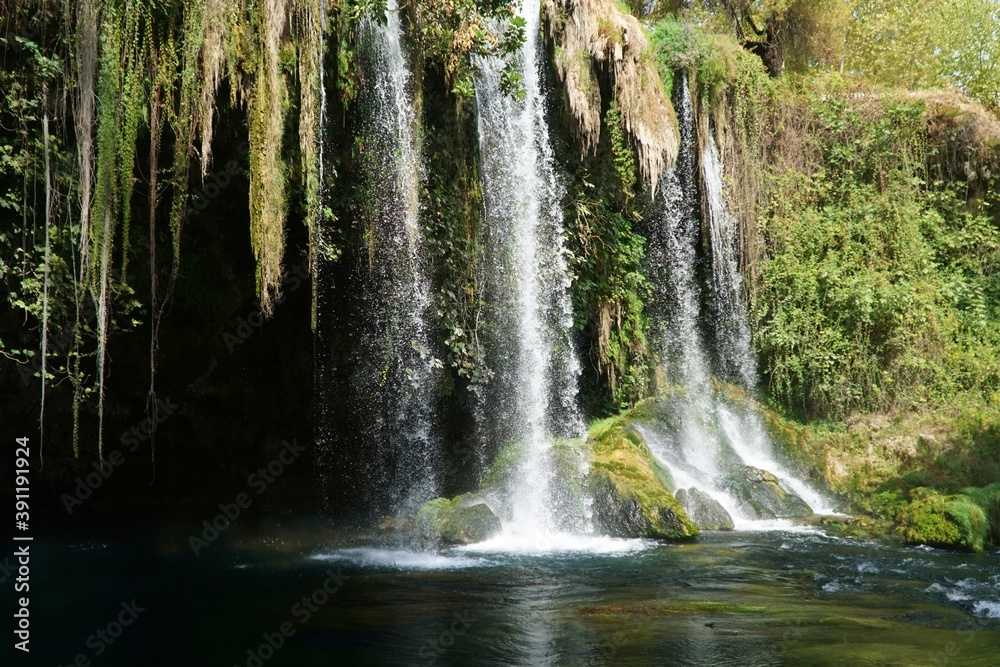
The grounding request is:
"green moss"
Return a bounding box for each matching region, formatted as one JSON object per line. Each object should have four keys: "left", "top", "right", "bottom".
{"left": 587, "top": 425, "right": 698, "bottom": 540}
{"left": 894, "top": 488, "right": 988, "bottom": 552}
{"left": 416, "top": 494, "right": 502, "bottom": 545}
{"left": 961, "top": 483, "right": 1000, "bottom": 545}
{"left": 577, "top": 599, "right": 766, "bottom": 618}
{"left": 588, "top": 415, "right": 622, "bottom": 440}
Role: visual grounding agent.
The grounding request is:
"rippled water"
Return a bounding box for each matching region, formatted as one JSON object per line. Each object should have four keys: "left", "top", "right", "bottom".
{"left": 38, "top": 523, "right": 1000, "bottom": 666}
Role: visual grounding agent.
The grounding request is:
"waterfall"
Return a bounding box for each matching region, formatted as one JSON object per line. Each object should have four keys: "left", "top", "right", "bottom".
{"left": 645, "top": 75, "right": 738, "bottom": 516}
{"left": 349, "top": 2, "right": 441, "bottom": 515}
{"left": 703, "top": 133, "right": 758, "bottom": 390}
{"left": 473, "top": 0, "right": 585, "bottom": 540}
{"left": 644, "top": 75, "right": 836, "bottom": 525}
{"left": 701, "top": 129, "right": 837, "bottom": 515}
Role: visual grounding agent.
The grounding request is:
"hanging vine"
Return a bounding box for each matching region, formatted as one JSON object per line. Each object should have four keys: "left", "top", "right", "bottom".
{"left": 2, "top": 0, "right": 525, "bottom": 462}
{"left": 1, "top": 0, "right": 330, "bottom": 460}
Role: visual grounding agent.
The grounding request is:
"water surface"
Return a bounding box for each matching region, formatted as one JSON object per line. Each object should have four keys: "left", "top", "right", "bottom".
{"left": 35, "top": 522, "right": 1000, "bottom": 666}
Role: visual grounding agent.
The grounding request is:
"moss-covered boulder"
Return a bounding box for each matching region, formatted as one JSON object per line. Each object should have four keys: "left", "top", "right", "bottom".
{"left": 675, "top": 487, "right": 734, "bottom": 531}
{"left": 479, "top": 439, "right": 590, "bottom": 533}
{"left": 962, "top": 483, "right": 1000, "bottom": 546}
{"left": 894, "top": 487, "right": 988, "bottom": 553}
{"left": 416, "top": 495, "right": 502, "bottom": 545}
{"left": 587, "top": 425, "right": 699, "bottom": 540}
{"left": 720, "top": 463, "right": 812, "bottom": 520}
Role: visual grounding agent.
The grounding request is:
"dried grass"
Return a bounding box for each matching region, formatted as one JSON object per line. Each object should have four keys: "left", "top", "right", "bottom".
{"left": 249, "top": 0, "right": 290, "bottom": 316}
{"left": 545, "top": 0, "right": 678, "bottom": 191}
{"left": 911, "top": 89, "right": 1000, "bottom": 185}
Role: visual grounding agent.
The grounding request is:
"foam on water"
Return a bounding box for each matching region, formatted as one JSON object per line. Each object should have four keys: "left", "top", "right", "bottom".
{"left": 925, "top": 576, "right": 1000, "bottom": 618}
{"left": 310, "top": 548, "right": 489, "bottom": 570}
{"left": 733, "top": 519, "right": 824, "bottom": 534}
{"left": 973, "top": 600, "right": 1000, "bottom": 619}
{"left": 460, "top": 532, "right": 651, "bottom": 556}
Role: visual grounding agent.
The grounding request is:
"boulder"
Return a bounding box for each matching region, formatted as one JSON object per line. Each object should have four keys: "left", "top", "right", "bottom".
{"left": 587, "top": 425, "right": 699, "bottom": 540}
{"left": 675, "top": 487, "right": 734, "bottom": 531}
{"left": 720, "top": 463, "right": 812, "bottom": 519}
{"left": 894, "top": 487, "right": 988, "bottom": 553}
{"left": 480, "top": 439, "right": 590, "bottom": 534}
{"left": 416, "top": 495, "right": 502, "bottom": 545}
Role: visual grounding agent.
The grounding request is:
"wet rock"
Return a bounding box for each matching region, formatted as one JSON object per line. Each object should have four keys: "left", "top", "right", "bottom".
{"left": 720, "top": 463, "right": 812, "bottom": 520}
{"left": 675, "top": 487, "right": 734, "bottom": 531}
{"left": 416, "top": 495, "right": 502, "bottom": 545}
{"left": 479, "top": 439, "right": 590, "bottom": 534}
{"left": 586, "top": 425, "right": 699, "bottom": 540}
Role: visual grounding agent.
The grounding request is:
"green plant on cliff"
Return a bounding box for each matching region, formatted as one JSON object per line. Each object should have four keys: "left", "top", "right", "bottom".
{"left": 753, "top": 90, "right": 1000, "bottom": 419}
{"left": 409, "top": 0, "right": 526, "bottom": 98}
{"left": 565, "top": 99, "right": 651, "bottom": 414}
{"left": 421, "top": 110, "right": 484, "bottom": 381}
{"left": 2, "top": 0, "right": 528, "bottom": 459}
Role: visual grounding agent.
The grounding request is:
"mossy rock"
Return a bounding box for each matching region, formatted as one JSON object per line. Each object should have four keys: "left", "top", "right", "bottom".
{"left": 720, "top": 463, "right": 812, "bottom": 519}
{"left": 479, "top": 439, "right": 590, "bottom": 533}
{"left": 961, "top": 482, "right": 1000, "bottom": 547}
{"left": 675, "top": 487, "right": 734, "bottom": 531}
{"left": 416, "top": 494, "right": 502, "bottom": 545}
{"left": 808, "top": 514, "right": 892, "bottom": 541}
{"left": 894, "top": 487, "right": 988, "bottom": 553}
{"left": 586, "top": 425, "right": 699, "bottom": 540}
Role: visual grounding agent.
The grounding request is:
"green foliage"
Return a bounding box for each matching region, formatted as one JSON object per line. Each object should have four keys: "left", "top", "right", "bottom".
{"left": 946, "top": 408, "right": 1000, "bottom": 487}
{"left": 683, "top": 0, "right": 851, "bottom": 77}
{"left": 0, "top": 30, "right": 68, "bottom": 362}
{"left": 606, "top": 101, "right": 636, "bottom": 203}
{"left": 0, "top": 12, "right": 106, "bottom": 448}
{"left": 550, "top": 57, "right": 655, "bottom": 414}
{"left": 568, "top": 173, "right": 650, "bottom": 413}
{"left": 1, "top": 0, "right": 328, "bottom": 457}
{"left": 649, "top": 17, "right": 770, "bottom": 120}
{"left": 754, "top": 91, "right": 1000, "bottom": 417}
{"left": 421, "top": 101, "right": 483, "bottom": 381}
{"left": 961, "top": 483, "right": 1000, "bottom": 545}
{"left": 847, "top": 0, "right": 1000, "bottom": 108}
{"left": 648, "top": 18, "right": 701, "bottom": 97}
{"left": 409, "top": 0, "right": 526, "bottom": 98}
{"left": 894, "top": 487, "right": 988, "bottom": 552}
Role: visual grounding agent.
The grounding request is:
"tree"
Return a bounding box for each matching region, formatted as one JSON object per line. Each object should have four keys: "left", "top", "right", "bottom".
{"left": 696, "top": 0, "right": 853, "bottom": 77}
{"left": 847, "top": 0, "right": 1000, "bottom": 108}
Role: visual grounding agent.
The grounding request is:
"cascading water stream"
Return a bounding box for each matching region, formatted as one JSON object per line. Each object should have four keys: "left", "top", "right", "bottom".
{"left": 645, "top": 74, "right": 836, "bottom": 526}
{"left": 703, "top": 132, "right": 757, "bottom": 390}
{"left": 701, "top": 131, "right": 838, "bottom": 515}
{"left": 644, "top": 74, "right": 743, "bottom": 521}
{"left": 473, "top": 0, "right": 585, "bottom": 544}
{"left": 351, "top": 3, "right": 441, "bottom": 515}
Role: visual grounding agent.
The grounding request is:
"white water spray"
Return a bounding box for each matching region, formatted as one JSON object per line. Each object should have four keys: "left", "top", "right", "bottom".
{"left": 354, "top": 2, "right": 441, "bottom": 514}
{"left": 645, "top": 75, "right": 837, "bottom": 525}
{"left": 474, "top": 0, "right": 586, "bottom": 546}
